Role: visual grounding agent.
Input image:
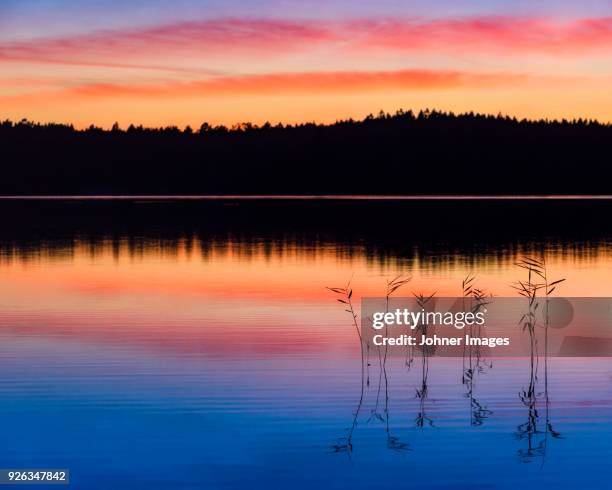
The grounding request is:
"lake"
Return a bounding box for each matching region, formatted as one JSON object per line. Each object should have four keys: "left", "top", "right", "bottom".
{"left": 0, "top": 198, "right": 610, "bottom": 489}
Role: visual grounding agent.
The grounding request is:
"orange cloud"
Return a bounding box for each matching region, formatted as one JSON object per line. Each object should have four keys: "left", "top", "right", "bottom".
{"left": 0, "top": 69, "right": 538, "bottom": 105}
{"left": 77, "top": 70, "right": 526, "bottom": 96}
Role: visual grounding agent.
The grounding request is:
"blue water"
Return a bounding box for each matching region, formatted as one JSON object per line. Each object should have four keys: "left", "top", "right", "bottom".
{"left": 0, "top": 338, "right": 610, "bottom": 489}
{"left": 0, "top": 200, "right": 611, "bottom": 489}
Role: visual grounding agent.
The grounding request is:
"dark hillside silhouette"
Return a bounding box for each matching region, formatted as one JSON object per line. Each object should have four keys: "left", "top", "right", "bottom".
{"left": 1, "top": 109, "right": 610, "bottom": 195}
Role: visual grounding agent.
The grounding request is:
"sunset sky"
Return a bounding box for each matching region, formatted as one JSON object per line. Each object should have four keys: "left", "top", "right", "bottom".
{"left": 2, "top": 1, "right": 612, "bottom": 128}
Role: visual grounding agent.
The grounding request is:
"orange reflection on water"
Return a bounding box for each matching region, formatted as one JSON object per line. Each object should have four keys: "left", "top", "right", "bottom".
{"left": 0, "top": 238, "right": 611, "bottom": 354}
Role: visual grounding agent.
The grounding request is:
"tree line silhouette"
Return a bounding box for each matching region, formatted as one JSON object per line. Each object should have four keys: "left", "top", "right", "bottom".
{"left": 1, "top": 109, "right": 610, "bottom": 195}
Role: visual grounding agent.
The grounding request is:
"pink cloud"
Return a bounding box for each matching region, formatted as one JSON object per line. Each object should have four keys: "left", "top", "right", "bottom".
{"left": 349, "top": 16, "right": 612, "bottom": 56}
{"left": 0, "top": 18, "right": 338, "bottom": 67}
{"left": 1, "top": 16, "right": 612, "bottom": 70}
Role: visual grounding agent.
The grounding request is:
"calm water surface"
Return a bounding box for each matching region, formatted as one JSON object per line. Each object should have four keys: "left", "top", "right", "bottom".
{"left": 0, "top": 200, "right": 610, "bottom": 489}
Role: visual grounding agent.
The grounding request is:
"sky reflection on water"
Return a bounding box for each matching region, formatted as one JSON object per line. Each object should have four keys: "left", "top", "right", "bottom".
{"left": 0, "top": 201, "right": 610, "bottom": 489}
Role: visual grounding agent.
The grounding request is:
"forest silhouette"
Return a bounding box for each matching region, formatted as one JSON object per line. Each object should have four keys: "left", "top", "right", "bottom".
{"left": 1, "top": 109, "right": 609, "bottom": 195}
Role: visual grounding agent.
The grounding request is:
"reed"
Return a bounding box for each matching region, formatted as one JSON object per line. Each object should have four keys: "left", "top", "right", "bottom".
{"left": 461, "top": 274, "right": 493, "bottom": 426}
{"left": 327, "top": 278, "right": 362, "bottom": 454}
{"left": 329, "top": 274, "right": 411, "bottom": 453}
{"left": 512, "top": 256, "right": 564, "bottom": 462}
{"left": 383, "top": 275, "right": 412, "bottom": 449}
{"left": 413, "top": 291, "right": 436, "bottom": 428}
{"left": 369, "top": 275, "right": 411, "bottom": 419}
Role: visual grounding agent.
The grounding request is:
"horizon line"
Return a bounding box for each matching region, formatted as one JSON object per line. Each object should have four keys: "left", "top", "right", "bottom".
{"left": 6, "top": 107, "right": 612, "bottom": 131}
{"left": 2, "top": 195, "right": 612, "bottom": 201}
